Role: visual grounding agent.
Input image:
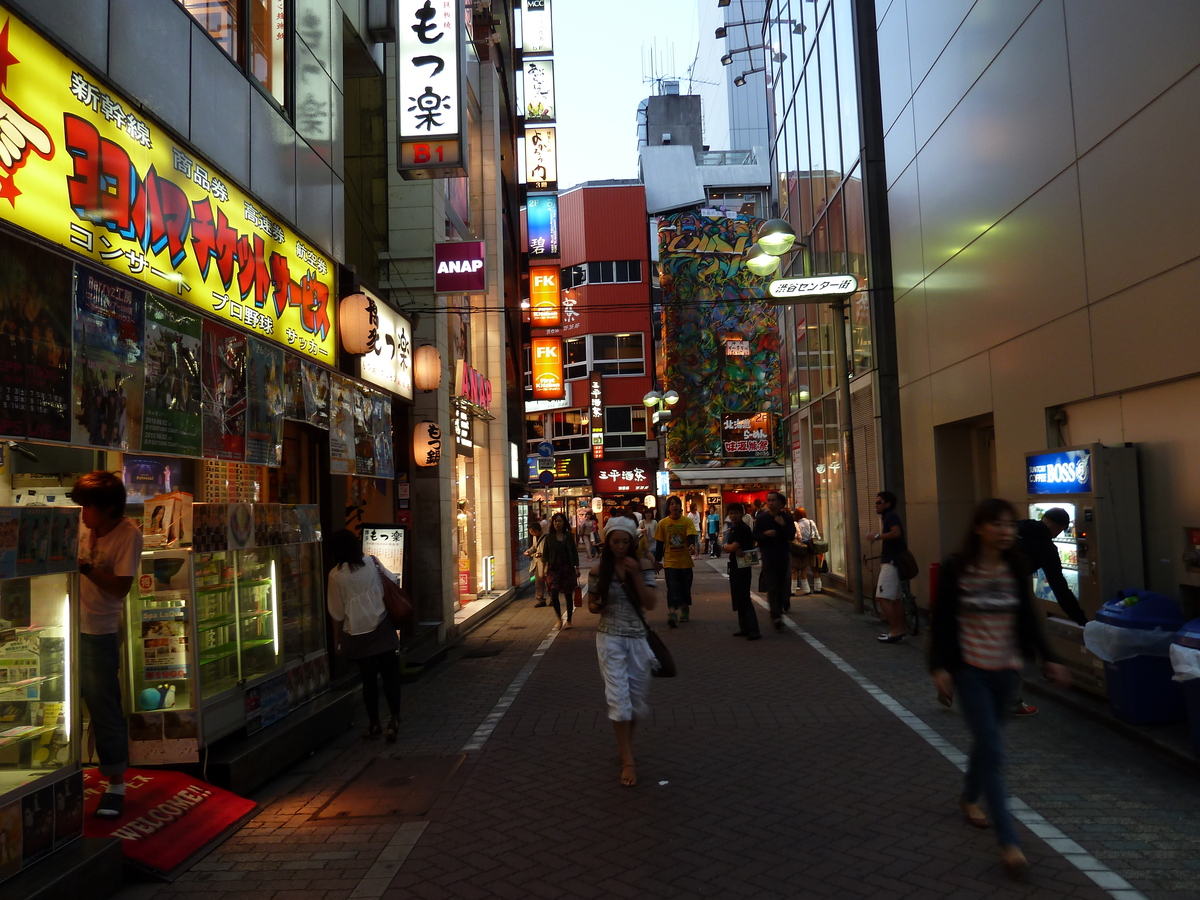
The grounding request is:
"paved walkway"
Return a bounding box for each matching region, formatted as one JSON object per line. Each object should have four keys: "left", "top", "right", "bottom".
{"left": 115, "top": 562, "right": 1200, "bottom": 900}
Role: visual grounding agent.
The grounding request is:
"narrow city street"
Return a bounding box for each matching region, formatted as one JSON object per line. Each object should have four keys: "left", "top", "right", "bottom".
{"left": 117, "top": 566, "right": 1200, "bottom": 900}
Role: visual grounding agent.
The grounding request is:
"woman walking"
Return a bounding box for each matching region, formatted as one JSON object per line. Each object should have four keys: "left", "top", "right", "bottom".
{"left": 586, "top": 517, "right": 658, "bottom": 786}
{"left": 929, "top": 498, "right": 1069, "bottom": 878}
{"left": 543, "top": 512, "right": 580, "bottom": 628}
{"left": 580, "top": 511, "right": 597, "bottom": 559}
{"left": 326, "top": 529, "right": 404, "bottom": 742}
{"left": 792, "top": 507, "right": 822, "bottom": 594}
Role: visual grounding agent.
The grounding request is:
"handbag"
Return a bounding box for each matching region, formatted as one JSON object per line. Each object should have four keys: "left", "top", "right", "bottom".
{"left": 372, "top": 557, "right": 413, "bottom": 630}
{"left": 627, "top": 584, "right": 676, "bottom": 678}
{"left": 810, "top": 538, "right": 830, "bottom": 555}
{"left": 573, "top": 585, "right": 583, "bottom": 608}
{"left": 894, "top": 548, "right": 919, "bottom": 581}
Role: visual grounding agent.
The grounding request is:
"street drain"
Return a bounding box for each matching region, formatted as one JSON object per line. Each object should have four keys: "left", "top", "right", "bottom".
{"left": 312, "top": 755, "right": 465, "bottom": 819}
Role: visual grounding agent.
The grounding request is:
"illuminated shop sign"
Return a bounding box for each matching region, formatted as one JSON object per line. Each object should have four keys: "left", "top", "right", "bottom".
{"left": 358, "top": 293, "right": 414, "bottom": 400}
{"left": 721, "top": 412, "right": 775, "bottom": 459}
{"left": 527, "top": 193, "right": 560, "bottom": 259}
{"left": 529, "top": 265, "right": 560, "bottom": 326}
{"left": 456, "top": 360, "right": 492, "bottom": 409}
{"left": 526, "top": 452, "right": 587, "bottom": 482}
{"left": 0, "top": 8, "right": 336, "bottom": 358}
{"left": 397, "top": 0, "right": 467, "bottom": 178}
{"left": 589, "top": 372, "right": 604, "bottom": 460}
{"left": 524, "top": 127, "right": 557, "bottom": 190}
{"left": 434, "top": 240, "right": 486, "bottom": 293}
{"left": 523, "top": 59, "right": 555, "bottom": 123}
{"left": 767, "top": 275, "right": 860, "bottom": 302}
{"left": 522, "top": 0, "right": 553, "bottom": 55}
{"left": 530, "top": 336, "right": 564, "bottom": 399}
{"left": 593, "top": 460, "right": 652, "bottom": 495}
{"left": 723, "top": 333, "right": 750, "bottom": 357}
{"left": 1026, "top": 449, "right": 1092, "bottom": 495}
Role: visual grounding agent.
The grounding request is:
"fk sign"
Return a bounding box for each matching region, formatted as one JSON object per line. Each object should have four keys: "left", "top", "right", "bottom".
{"left": 530, "top": 265, "right": 560, "bottom": 327}
{"left": 530, "top": 335, "right": 563, "bottom": 400}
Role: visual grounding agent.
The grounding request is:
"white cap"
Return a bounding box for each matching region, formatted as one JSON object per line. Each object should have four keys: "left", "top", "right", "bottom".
{"left": 603, "top": 517, "right": 640, "bottom": 542}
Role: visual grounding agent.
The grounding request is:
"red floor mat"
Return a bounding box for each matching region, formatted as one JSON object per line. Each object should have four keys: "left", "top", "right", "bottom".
{"left": 83, "top": 767, "right": 256, "bottom": 879}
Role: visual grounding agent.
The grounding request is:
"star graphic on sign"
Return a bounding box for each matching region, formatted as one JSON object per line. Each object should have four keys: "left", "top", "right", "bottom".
{"left": 0, "top": 173, "right": 21, "bottom": 207}
{"left": 0, "top": 21, "right": 18, "bottom": 91}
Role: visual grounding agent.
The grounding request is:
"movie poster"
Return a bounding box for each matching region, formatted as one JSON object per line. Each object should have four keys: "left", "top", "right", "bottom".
{"left": 246, "top": 339, "right": 284, "bottom": 467}
{"left": 328, "top": 375, "right": 355, "bottom": 474}
{"left": 15, "top": 508, "right": 51, "bottom": 577}
{"left": 352, "top": 387, "right": 375, "bottom": 477}
{"left": 372, "top": 391, "right": 395, "bottom": 479}
{"left": 201, "top": 321, "right": 247, "bottom": 461}
{"left": 46, "top": 508, "right": 80, "bottom": 575}
{"left": 71, "top": 266, "right": 144, "bottom": 450}
{"left": 282, "top": 352, "right": 305, "bottom": 421}
{"left": 142, "top": 296, "right": 203, "bottom": 456}
{"left": 301, "top": 360, "right": 329, "bottom": 429}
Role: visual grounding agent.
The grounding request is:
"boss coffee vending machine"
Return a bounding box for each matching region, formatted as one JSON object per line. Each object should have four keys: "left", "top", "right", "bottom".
{"left": 1025, "top": 443, "right": 1143, "bottom": 696}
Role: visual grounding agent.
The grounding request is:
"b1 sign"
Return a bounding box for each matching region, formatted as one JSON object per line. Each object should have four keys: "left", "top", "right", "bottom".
{"left": 1026, "top": 449, "right": 1092, "bottom": 495}
{"left": 767, "top": 275, "right": 859, "bottom": 302}
{"left": 435, "top": 241, "right": 487, "bottom": 294}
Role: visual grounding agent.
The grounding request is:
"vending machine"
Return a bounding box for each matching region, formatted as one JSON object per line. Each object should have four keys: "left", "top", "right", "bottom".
{"left": 1025, "top": 443, "right": 1144, "bottom": 695}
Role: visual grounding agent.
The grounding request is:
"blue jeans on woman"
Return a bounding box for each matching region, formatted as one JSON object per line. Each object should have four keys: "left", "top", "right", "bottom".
{"left": 955, "top": 665, "right": 1021, "bottom": 847}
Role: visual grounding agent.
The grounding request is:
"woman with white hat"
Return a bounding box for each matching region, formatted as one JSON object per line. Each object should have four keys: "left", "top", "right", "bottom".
{"left": 587, "top": 516, "right": 659, "bottom": 786}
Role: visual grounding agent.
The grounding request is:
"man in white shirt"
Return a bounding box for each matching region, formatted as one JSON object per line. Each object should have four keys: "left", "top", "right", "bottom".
{"left": 72, "top": 472, "right": 143, "bottom": 819}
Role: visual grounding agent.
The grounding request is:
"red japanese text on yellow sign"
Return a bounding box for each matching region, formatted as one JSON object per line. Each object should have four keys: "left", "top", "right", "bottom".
{"left": 529, "top": 265, "right": 560, "bottom": 327}
{"left": 530, "top": 336, "right": 563, "bottom": 400}
{"left": 0, "top": 8, "right": 336, "bottom": 359}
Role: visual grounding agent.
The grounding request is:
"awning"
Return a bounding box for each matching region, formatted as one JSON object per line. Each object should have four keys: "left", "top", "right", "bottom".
{"left": 670, "top": 466, "right": 786, "bottom": 486}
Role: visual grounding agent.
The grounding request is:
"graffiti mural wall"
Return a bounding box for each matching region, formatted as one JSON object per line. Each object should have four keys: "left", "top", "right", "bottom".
{"left": 657, "top": 213, "right": 783, "bottom": 469}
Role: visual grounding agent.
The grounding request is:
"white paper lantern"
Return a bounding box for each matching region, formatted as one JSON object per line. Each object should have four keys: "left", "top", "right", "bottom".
{"left": 414, "top": 344, "right": 442, "bottom": 392}
{"left": 414, "top": 421, "right": 443, "bottom": 467}
{"left": 339, "top": 292, "right": 378, "bottom": 355}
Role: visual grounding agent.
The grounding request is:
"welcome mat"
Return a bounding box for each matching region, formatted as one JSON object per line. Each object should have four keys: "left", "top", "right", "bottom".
{"left": 83, "top": 767, "right": 256, "bottom": 880}
{"left": 312, "top": 755, "right": 464, "bottom": 820}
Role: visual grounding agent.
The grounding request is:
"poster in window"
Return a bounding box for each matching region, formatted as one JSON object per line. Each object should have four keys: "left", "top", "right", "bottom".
{"left": 201, "top": 320, "right": 247, "bottom": 461}
{"left": 246, "top": 339, "right": 284, "bottom": 467}
{"left": 353, "top": 386, "right": 375, "bottom": 477}
{"left": 15, "top": 507, "right": 51, "bottom": 577}
{"left": 282, "top": 352, "right": 305, "bottom": 420}
{"left": 328, "top": 374, "right": 355, "bottom": 474}
{"left": 142, "top": 295, "right": 203, "bottom": 457}
{"left": 372, "top": 391, "right": 394, "bottom": 479}
{"left": 71, "top": 266, "right": 144, "bottom": 450}
{"left": 301, "top": 360, "right": 329, "bottom": 429}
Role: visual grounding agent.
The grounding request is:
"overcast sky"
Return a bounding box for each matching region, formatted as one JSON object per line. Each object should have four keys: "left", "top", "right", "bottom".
{"left": 551, "top": 0, "right": 701, "bottom": 188}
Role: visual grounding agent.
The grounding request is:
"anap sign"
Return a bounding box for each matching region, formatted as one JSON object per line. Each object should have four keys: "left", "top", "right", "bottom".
{"left": 434, "top": 241, "right": 487, "bottom": 294}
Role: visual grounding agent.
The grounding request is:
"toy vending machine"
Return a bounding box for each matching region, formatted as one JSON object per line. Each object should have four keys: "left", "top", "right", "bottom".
{"left": 1025, "top": 443, "right": 1144, "bottom": 696}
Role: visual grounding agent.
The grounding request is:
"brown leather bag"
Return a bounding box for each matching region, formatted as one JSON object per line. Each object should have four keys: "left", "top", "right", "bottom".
{"left": 372, "top": 557, "right": 413, "bottom": 631}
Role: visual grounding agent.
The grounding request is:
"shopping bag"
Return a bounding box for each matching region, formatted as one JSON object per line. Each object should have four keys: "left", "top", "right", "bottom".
{"left": 573, "top": 585, "right": 583, "bottom": 608}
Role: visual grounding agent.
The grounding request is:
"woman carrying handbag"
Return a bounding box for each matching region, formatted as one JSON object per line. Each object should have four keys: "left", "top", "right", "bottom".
{"left": 543, "top": 512, "right": 580, "bottom": 628}
{"left": 587, "top": 517, "right": 659, "bottom": 786}
{"left": 326, "top": 529, "right": 404, "bottom": 742}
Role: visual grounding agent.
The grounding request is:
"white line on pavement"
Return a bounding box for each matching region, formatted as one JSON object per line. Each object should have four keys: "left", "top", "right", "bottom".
{"left": 349, "top": 821, "right": 430, "bottom": 899}
{"left": 750, "top": 593, "right": 1149, "bottom": 900}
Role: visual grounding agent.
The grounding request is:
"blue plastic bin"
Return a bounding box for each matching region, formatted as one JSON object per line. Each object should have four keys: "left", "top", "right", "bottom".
{"left": 1096, "top": 590, "right": 1185, "bottom": 725}
{"left": 1172, "top": 618, "right": 1200, "bottom": 755}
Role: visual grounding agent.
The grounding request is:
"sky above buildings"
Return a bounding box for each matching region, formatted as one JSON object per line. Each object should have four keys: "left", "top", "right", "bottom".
{"left": 553, "top": 0, "right": 701, "bottom": 188}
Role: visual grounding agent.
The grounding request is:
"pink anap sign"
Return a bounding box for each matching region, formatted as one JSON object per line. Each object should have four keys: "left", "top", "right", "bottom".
{"left": 435, "top": 241, "right": 487, "bottom": 294}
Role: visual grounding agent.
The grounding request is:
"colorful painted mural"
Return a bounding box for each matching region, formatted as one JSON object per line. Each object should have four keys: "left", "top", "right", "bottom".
{"left": 657, "top": 213, "right": 783, "bottom": 469}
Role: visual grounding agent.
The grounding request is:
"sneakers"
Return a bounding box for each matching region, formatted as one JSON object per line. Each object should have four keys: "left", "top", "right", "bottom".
{"left": 95, "top": 790, "right": 124, "bottom": 819}
{"left": 813, "top": 580, "right": 822, "bottom": 593}
{"left": 1011, "top": 703, "right": 1039, "bottom": 717}
{"left": 877, "top": 633, "right": 904, "bottom": 643}
{"left": 533, "top": 600, "right": 547, "bottom": 607}
{"left": 772, "top": 618, "right": 785, "bottom": 631}
{"left": 679, "top": 608, "right": 690, "bottom": 623}
{"left": 667, "top": 611, "right": 678, "bottom": 628}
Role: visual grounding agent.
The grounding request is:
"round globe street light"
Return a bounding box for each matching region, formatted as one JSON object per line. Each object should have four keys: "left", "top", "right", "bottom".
{"left": 642, "top": 390, "right": 662, "bottom": 408}
{"left": 745, "top": 242, "right": 780, "bottom": 276}
{"left": 757, "top": 218, "right": 797, "bottom": 256}
{"left": 662, "top": 390, "right": 680, "bottom": 406}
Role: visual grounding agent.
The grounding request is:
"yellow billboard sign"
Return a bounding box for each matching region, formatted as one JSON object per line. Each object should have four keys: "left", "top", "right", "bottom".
{"left": 0, "top": 8, "right": 336, "bottom": 360}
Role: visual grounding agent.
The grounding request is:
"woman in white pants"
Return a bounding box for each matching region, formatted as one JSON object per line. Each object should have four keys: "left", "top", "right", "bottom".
{"left": 587, "top": 516, "right": 658, "bottom": 786}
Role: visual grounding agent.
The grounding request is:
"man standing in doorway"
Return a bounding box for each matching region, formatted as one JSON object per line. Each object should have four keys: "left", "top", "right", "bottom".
{"left": 754, "top": 491, "right": 797, "bottom": 631}
{"left": 72, "top": 471, "right": 144, "bottom": 818}
{"left": 867, "top": 491, "right": 907, "bottom": 643}
{"left": 655, "top": 496, "right": 698, "bottom": 627}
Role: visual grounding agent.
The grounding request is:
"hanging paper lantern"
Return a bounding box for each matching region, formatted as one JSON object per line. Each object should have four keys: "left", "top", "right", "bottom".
{"left": 339, "top": 293, "right": 378, "bottom": 355}
{"left": 414, "top": 421, "right": 443, "bottom": 467}
{"left": 414, "top": 344, "right": 442, "bottom": 392}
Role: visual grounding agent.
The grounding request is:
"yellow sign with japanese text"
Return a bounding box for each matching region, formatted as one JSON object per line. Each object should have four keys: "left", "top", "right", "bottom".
{"left": 0, "top": 7, "right": 336, "bottom": 360}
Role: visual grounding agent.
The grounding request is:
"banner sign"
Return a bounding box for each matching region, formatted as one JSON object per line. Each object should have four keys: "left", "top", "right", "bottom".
{"left": 530, "top": 336, "right": 564, "bottom": 400}
{"left": 397, "top": 0, "right": 467, "bottom": 178}
{"left": 434, "top": 240, "right": 486, "bottom": 294}
{"left": 0, "top": 8, "right": 337, "bottom": 360}
{"left": 527, "top": 193, "right": 560, "bottom": 259}
{"left": 524, "top": 59, "right": 555, "bottom": 123}
{"left": 1026, "top": 449, "right": 1092, "bottom": 495}
{"left": 721, "top": 412, "right": 774, "bottom": 459}
{"left": 524, "top": 127, "right": 557, "bottom": 191}
{"left": 359, "top": 300, "right": 413, "bottom": 400}
{"left": 522, "top": 0, "right": 553, "bottom": 54}
{"left": 589, "top": 372, "right": 604, "bottom": 460}
{"left": 593, "top": 460, "right": 652, "bottom": 495}
{"left": 529, "top": 265, "right": 560, "bottom": 326}
{"left": 526, "top": 452, "right": 586, "bottom": 482}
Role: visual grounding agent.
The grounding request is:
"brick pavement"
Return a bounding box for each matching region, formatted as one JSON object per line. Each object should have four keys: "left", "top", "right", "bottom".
{"left": 113, "top": 564, "right": 1200, "bottom": 900}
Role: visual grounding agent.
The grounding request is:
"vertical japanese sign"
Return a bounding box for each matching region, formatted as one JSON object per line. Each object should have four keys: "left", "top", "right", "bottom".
{"left": 526, "top": 193, "right": 560, "bottom": 259}
{"left": 589, "top": 372, "right": 605, "bottom": 460}
{"left": 522, "top": 0, "right": 553, "bottom": 54}
{"left": 142, "top": 295, "right": 203, "bottom": 457}
{"left": 72, "top": 266, "right": 145, "bottom": 450}
{"left": 524, "top": 127, "right": 557, "bottom": 190}
{"left": 246, "top": 338, "right": 284, "bottom": 466}
{"left": 529, "top": 265, "right": 560, "bottom": 326}
{"left": 720, "top": 412, "right": 775, "bottom": 459}
{"left": 530, "top": 336, "right": 564, "bottom": 400}
{"left": 524, "top": 60, "right": 555, "bottom": 123}
{"left": 359, "top": 301, "right": 413, "bottom": 400}
{"left": 0, "top": 8, "right": 336, "bottom": 361}
{"left": 397, "top": 0, "right": 467, "bottom": 177}
{"left": 201, "top": 320, "right": 247, "bottom": 461}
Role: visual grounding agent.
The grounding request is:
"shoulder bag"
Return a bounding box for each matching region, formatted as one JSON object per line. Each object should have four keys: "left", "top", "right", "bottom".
{"left": 894, "top": 548, "right": 920, "bottom": 582}
{"left": 372, "top": 557, "right": 413, "bottom": 631}
{"left": 809, "top": 523, "right": 829, "bottom": 555}
{"left": 626, "top": 581, "right": 676, "bottom": 678}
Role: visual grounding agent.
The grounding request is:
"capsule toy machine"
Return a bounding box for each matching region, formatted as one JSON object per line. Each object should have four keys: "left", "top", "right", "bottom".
{"left": 1025, "top": 443, "right": 1144, "bottom": 696}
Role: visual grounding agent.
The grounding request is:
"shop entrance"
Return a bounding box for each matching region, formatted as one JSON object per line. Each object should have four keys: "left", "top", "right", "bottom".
{"left": 933, "top": 413, "right": 996, "bottom": 559}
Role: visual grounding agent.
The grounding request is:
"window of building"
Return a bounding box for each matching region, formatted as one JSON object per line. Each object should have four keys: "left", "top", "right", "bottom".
{"left": 549, "top": 410, "right": 589, "bottom": 451}
{"left": 565, "top": 337, "right": 588, "bottom": 380}
{"left": 585, "top": 260, "right": 642, "bottom": 284}
{"left": 604, "top": 406, "right": 647, "bottom": 449}
{"left": 179, "top": 0, "right": 288, "bottom": 107}
{"left": 562, "top": 264, "right": 587, "bottom": 289}
{"left": 591, "top": 333, "right": 644, "bottom": 376}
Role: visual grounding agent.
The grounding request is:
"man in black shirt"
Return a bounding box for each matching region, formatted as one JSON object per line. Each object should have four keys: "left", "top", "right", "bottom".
{"left": 1017, "top": 508, "right": 1086, "bottom": 626}
{"left": 866, "top": 491, "right": 907, "bottom": 643}
{"left": 722, "top": 502, "right": 760, "bottom": 640}
{"left": 753, "top": 491, "right": 796, "bottom": 631}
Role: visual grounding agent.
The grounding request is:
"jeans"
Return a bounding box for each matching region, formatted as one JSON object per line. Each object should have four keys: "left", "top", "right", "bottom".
{"left": 81, "top": 632, "right": 128, "bottom": 779}
{"left": 663, "top": 567, "right": 693, "bottom": 609}
{"left": 707, "top": 535, "right": 721, "bottom": 557}
{"left": 729, "top": 566, "right": 758, "bottom": 636}
{"left": 357, "top": 650, "right": 402, "bottom": 724}
{"left": 761, "top": 562, "right": 790, "bottom": 620}
{"left": 955, "top": 665, "right": 1021, "bottom": 847}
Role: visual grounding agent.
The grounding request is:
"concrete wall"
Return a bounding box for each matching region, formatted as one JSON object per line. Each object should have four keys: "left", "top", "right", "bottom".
{"left": 878, "top": 0, "right": 1200, "bottom": 594}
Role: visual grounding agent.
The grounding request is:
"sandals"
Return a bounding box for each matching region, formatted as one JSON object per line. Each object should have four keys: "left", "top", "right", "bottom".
{"left": 384, "top": 716, "right": 400, "bottom": 744}
{"left": 960, "top": 799, "right": 989, "bottom": 829}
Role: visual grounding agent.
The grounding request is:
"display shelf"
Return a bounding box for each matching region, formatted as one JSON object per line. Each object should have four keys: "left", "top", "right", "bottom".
{"left": 195, "top": 583, "right": 235, "bottom": 594}
{"left": 0, "top": 723, "right": 58, "bottom": 750}
{"left": 199, "top": 643, "right": 238, "bottom": 664}
{"left": 197, "top": 615, "right": 236, "bottom": 631}
{"left": 241, "top": 638, "right": 274, "bottom": 650}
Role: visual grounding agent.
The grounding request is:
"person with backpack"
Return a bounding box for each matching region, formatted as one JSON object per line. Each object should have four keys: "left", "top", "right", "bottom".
{"left": 722, "top": 502, "right": 760, "bottom": 640}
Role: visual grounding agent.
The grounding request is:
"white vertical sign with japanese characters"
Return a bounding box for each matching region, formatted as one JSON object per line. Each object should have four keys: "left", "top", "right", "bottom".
{"left": 522, "top": 0, "right": 554, "bottom": 54}
{"left": 397, "top": 0, "right": 467, "bottom": 178}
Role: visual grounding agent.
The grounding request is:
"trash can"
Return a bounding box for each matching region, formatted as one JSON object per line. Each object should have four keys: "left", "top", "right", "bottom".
{"left": 1083, "top": 590, "right": 1185, "bottom": 725}
{"left": 1170, "top": 618, "right": 1200, "bottom": 755}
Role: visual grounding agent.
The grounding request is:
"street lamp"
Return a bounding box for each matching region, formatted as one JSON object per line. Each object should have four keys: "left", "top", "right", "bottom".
{"left": 721, "top": 44, "right": 765, "bottom": 66}
{"left": 745, "top": 242, "right": 780, "bottom": 276}
{"left": 643, "top": 389, "right": 679, "bottom": 430}
{"left": 733, "top": 68, "right": 766, "bottom": 87}
{"left": 757, "top": 218, "right": 797, "bottom": 255}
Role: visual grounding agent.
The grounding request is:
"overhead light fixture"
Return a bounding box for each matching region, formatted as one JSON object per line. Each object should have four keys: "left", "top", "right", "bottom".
{"left": 721, "top": 53, "right": 733, "bottom": 66}
{"left": 773, "top": 50, "right": 787, "bottom": 63}
{"left": 793, "top": 22, "right": 806, "bottom": 35}
{"left": 745, "top": 242, "right": 780, "bottom": 276}
{"left": 715, "top": 25, "right": 727, "bottom": 39}
{"left": 663, "top": 390, "right": 680, "bottom": 406}
{"left": 643, "top": 390, "right": 662, "bottom": 408}
{"left": 757, "top": 218, "right": 798, "bottom": 255}
{"left": 733, "top": 67, "right": 765, "bottom": 87}
{"left": 717, "top": 0, "right": 731, "bottom": 7}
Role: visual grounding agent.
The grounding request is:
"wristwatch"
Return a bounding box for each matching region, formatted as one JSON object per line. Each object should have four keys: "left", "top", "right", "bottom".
{"left": 79, "top": 562, "right": 93, "bottom": 576}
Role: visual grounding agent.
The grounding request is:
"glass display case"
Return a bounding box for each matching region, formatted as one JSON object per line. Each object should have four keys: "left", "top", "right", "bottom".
{"left": 194, "top": 549, "right": 280, "bottom": 697}
{"left": 279, "top": 543, "right": 323, "bottom": 659}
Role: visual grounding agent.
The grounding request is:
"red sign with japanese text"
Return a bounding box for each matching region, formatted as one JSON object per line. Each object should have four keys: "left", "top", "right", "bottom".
{"left": 592, "top": 460, "right": 651, "bottom": 495}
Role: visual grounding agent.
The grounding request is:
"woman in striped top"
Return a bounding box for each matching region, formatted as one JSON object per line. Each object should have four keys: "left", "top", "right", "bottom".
{"left": 929, "top": 498, "right": 1069, "bottom": 879}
